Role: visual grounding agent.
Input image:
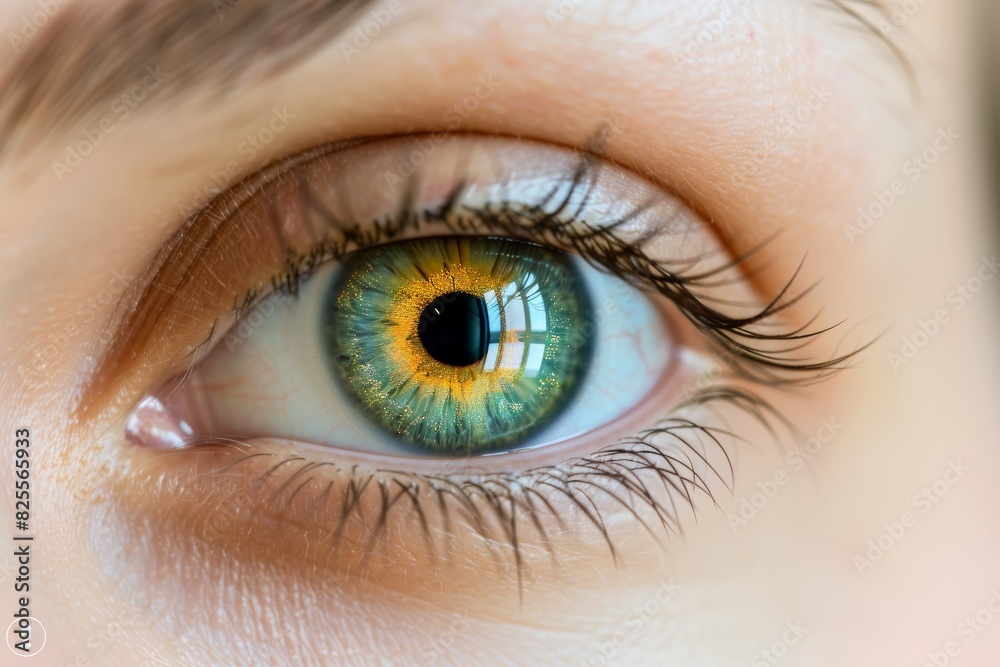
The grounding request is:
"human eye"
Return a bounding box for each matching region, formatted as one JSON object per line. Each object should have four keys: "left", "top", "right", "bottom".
{"left": 93, "top": 130, "right": 850, "bottom": 591}
{"left": 124, "top": 135, "right": 677, "bottom": 457}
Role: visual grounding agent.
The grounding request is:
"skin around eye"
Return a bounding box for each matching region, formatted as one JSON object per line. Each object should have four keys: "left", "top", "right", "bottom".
{"left": 112, "top": 135, "right": 767, "bottom": 476}
{"left": 98, "top": 133, "right": 771, "bottom": 603}
{"left": 1, "top": 0, "right": 994, "bottom": 664}
{"left": 59, "top": 125, "right": 854, "bottom": 645}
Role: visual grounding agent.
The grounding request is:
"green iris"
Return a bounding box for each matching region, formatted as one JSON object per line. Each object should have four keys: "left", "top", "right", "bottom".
{"left": 321, "top": 237, "right": 595, "bottom": 454}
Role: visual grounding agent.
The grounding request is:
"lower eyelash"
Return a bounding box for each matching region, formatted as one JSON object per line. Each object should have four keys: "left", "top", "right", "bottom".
{"left": 186, "top": 381, "right": 791, "bottom": 590}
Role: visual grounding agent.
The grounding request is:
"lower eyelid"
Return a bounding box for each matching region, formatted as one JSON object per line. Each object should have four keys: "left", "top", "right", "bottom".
{"left": 99, "top": 317, "right": 802, "bottom": 604}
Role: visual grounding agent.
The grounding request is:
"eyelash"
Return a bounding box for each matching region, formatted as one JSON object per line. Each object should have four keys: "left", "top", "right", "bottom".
{"left": 224, "top": 149, "right": 859, "bottom": 384}
{"left": 126, "top": 137, "right": 861, "bottom": 581}
{"left": 202, "top": 384, "right": 782, "bottom": 586}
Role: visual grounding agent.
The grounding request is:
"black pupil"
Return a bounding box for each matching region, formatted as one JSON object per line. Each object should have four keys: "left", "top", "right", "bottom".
{"left": 418, "top": 291, "right": 490, "bottom": 367}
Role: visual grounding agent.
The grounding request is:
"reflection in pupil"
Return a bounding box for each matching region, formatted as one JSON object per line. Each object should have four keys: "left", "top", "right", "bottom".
{"left": 418, "top": 291, "right": 490, "bottom": 367}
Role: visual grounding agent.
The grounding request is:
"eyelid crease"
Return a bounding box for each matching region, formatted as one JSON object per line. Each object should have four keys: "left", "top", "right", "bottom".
{"left": 78, "top": 133, "right": 862, "bottom": 423}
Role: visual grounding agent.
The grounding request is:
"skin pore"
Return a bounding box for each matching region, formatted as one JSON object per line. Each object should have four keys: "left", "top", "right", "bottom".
{"left": 1, "top": 0, "right": 998, "bottom": 665}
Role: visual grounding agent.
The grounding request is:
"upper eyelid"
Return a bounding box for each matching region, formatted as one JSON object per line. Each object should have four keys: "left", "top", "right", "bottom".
{"left": 77, "top": 133, "right": 856, "bottom": 424}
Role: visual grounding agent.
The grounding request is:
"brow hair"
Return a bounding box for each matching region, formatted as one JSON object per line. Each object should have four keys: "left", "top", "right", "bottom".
{"left": 0, "top": 0, "right": 374, "bottom": 158}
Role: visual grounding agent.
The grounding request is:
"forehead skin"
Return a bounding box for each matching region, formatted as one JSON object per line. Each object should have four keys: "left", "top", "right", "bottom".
{"left": 0, "top": 0, "right": 998, "bottom": 666}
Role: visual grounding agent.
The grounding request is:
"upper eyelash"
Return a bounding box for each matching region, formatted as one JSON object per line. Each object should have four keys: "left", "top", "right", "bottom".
{"left": 175, "top": 146, "right": 848, "bottom": 583}
{"left": 222, "top": 146, "right": 865, "bottom": 388}
{"left": 90, "top": 134, "right": 859, "bottom": 403}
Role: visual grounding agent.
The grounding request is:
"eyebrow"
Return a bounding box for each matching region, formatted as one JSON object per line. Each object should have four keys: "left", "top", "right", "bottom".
{"left": 0, "top": 0, "right": 375, "bottom": 158}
